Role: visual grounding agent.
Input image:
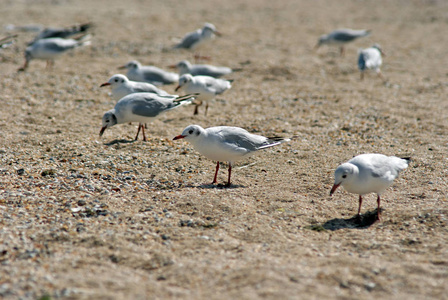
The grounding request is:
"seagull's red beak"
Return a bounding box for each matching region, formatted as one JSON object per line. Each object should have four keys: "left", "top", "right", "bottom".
{"left": 99, "top": 126, "right": 107, "bottom": 137}
{"left": 174, "top": 85, "right": 181, "bottom": 92}
{"left": 173, "top": 135, "right": 185, "bottom": 140}
{"left": 215, "top": 31, "right": 222, "bottom": 37}
{"left": 100, "top": 82, "right": 110, "bottom": 87}
{"left": 329, "top": 183, "right": 340, "bottom": 196}
{"left": 168, "top": 64, "right": 177, "bottom": 69}
{"left": 117, "top": 65, "right": 126, "bottom": 70}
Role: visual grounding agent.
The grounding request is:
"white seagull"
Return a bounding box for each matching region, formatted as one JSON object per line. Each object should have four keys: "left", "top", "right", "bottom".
{"left": 99, "top": 93, "right": 194, "bottom": 141}
{"left": 315, "top": 28, "right": 371, "bottom": 56}
{"left": 173, "top": 125, "right": 292, "bottom": 186}
{"left": 18, "top": 35, "right": 91, "bottom": 71}
{"left": 358, "top": 44, "right": 385, "bottom": 81}
{"left": 330, "top": 154, "right": 410, "bottom": 221}
{"left": 118, "top": 60, "right": 179, "bottom": 86}
{"left": 100, "top": 74, "right": 172, "bottom": 101}
{"left": 173, "top": 23, "right": 221, "bottom": 50}
{"left": 169, "top": 60, "right": 232, "bottom": 78}
{"left": 175, "top": 74, "right": 232, "bottom": 115}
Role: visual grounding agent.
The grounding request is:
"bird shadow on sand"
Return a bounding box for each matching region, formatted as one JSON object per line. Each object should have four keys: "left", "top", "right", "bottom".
{"left": 322, "top": 209, "right": 381, "bottom": 230}
{"left": 103, "top": 139, "right": 137, "bottom": 146}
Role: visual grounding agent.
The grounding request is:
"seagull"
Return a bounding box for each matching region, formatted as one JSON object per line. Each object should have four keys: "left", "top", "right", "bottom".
{"left": 169, "top": 60, "right": 233, "bottom": 78}
{"left": 173, "top": 23, "right": 221, "bottom": 50}
{"left": 175, "top": 74, "right": 232, "bottom": 115}
{"left": 100, "top": 74, "right": 172, "bottom": 101}
{"left": 315, "top": 28, "right": 371, "bottom": 56}
{"left": 28, "top": 22, "right": 92, "bottom": 45}
{"left": 330, "top": 154, "right": 410, "bottom": 221}
{"left": 99, "top": 93, "right": 194, "bottom": 141}
{"left": 18, "top": 35, "right": 91, "bottom": 71}
{"left": 173, "top": 125, "right": 293, "bottom": 187}
{"left": 118, "top": 60, "right": 179, "bottom": 86}
{"left": 358, "top": 44, "right": 385, "bottom": 81}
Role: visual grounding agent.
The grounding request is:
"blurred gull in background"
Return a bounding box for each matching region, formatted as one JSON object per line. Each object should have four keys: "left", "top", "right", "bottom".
{"left": 315, "top": 28, "right": 371, "bottom": 56}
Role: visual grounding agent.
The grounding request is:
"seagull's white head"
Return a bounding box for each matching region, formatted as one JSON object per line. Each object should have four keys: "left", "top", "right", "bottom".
{"left": 175, "top": 74, "right": 194, "bottom": 91}
{"left": 100, "top": 74, "right": 128, "bottom": 88}
{"left": 202, "top": 23, "right": 221, "bottom": 37}
{"left": 173, "top": 125, "right": 205, "bottom": 141}
{"left": 119, "top": 60, "right": 141, "bottom": 70}
{"left": 176, "top": 60, "right": 192, "bottom": 74}
{"left": 330, "top": 163, "right": 357, "bottom": 196}
{"left": 99, "top": 110, "right": 118, "bottom": 137}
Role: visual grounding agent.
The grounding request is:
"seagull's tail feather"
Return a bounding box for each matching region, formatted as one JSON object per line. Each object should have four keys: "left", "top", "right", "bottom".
{"left": 172, "top": 94, "right": 199, "bottom": 106}
{"left": 73, "top": 33, "right": 92, "bottom": 47}
{"left": 363, "top": 29, "right": 372, "bottom": 37}
{"left": 258, "top": 135, "right": 297, "bottom": 150}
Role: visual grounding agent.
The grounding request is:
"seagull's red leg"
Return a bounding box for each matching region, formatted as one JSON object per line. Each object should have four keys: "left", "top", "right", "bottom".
{"left": 204, "top": 101, "right": 209, "bottom": 116}
{"left": 135, "top": 123, "right": 142, "bottom": 140}
{"left": 226, "top": 163, "right": 232, "bottom": 187}
{"left": 193, "top": 101, "right": 202, "bottom": 115}
{"left": 212, "top": 161, "right": 220, "bottom": 184}
{"left": 376, "top": 195, "right": 382, "bottom": 221}
{"left": 340, "top": 46, "right": 345, "bottom": 57}
{"left": 142, "top": 124, "right": 147, "bottom": 141}
{"left": 360, "top": 72, "right": 364, "bottom": 81}
{"left": 357, "top": 195, "right": 363, "bottom": 216}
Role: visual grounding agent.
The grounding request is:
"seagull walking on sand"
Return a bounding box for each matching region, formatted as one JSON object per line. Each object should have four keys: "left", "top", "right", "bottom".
{"left": 18, "top": 35, "right": 91, "bottom": 71}
{"left": 315, "top": 28, "right": 371, "bottom": 56}
{"left": 358, "top": 44, "right": 385, "bottom": 81}
{"left": 173, "top": 23, "right": 221, "bottom": 50}
{"left": 169, "top": 60, "right": 233, "bottom": 78}
{"left": 119, "top": 60, "right": 179, "bottom": 86}
{"left": 330, "top": 154, "right": 410, "bottom": 221}
{"left": 173, "top": 125, "right": 293, "bottom": 187}
{"left": 100, "top": 74, "right": 172, "bottom": 101}
{"left": 175, "top": 74, "right": 232, "bottom": 115}
{"left": 99, "top": 93, "right": 195, "bottom": 141}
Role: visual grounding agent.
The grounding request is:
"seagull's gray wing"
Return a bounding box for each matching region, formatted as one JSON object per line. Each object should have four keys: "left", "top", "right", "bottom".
{"left": 174, "top": 30, "right": 200, "bottom": 49}
{"left": 130, "top": 96, "right": 181, "bottom": 117}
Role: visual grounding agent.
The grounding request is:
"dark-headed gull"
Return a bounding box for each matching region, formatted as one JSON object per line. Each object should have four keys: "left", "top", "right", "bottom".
{"left": 358, "top": 44, "right": 385, "bottom": 81}
{"left": 100, "top": 74, "right": 171, "bottom": 101}
{"left": 315, "top": 28, "right": 371, "bottom": 56}
{"left": 99, "top": 93, "right": 194, "bottom": 141}
{"left": 169, "top": 60, "right": 232, "bottom": 78}
{"left": 118, "top": 60, "right": 179, "bottom": 86}
{"left": 330, "top": 154, "right": 410, "bottom": 221}
{"left": 18, "top": 35, "right": 91, "bottom": 71}
{"left": 173, "top": 125, "right": 292, "bottom": 187}
{"left": 175, "top": 74, "right": 232, "bottom": 115}
{"left": 173, "top": 23, "right": 221, "bottom": 50}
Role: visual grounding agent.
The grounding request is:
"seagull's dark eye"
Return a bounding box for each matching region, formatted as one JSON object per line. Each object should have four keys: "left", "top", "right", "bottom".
{"left": 114, "top": 79, "right": 118, "bottom": 82}
{"left": 342, "top": 175, "right": 347, "bottom": 178}
{"left": 105, "top": 119, "right": 110, "bottom": 123}
{"left": 188, "top": 130, "right": 194, "bottom": 134}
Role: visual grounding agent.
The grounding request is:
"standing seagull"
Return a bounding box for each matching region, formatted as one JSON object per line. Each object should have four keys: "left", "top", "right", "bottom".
{"left": 173, "top": 125, "right": 292, "bottom": 187}
{"left": 119, "top": 60, "right": 179, "bottom": 86}
{"left": 358, "top": 44, "right": 385, "bottom": 81}
{"left": 330, "top": 154, "right": 410, "bottom": 221}
{"left": 315, "top": 28, "right": 371, "bottom": 56}
{"left": 169, "top": 60, "right": 233, "bottom": 78}
{"left": 173, "top": 23, "right": 221, "bottom": 50}
{"left": 99, "top": 93, "right": 194, "bottom": 141}
{"left": 100, "top": 74, "right": 172, "bottom": 101}
{"left": 175, "top": 74, "right": 232, "bottom": 115}
{"left": 18, "top": 35, "right": 91, "bottom": 71}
